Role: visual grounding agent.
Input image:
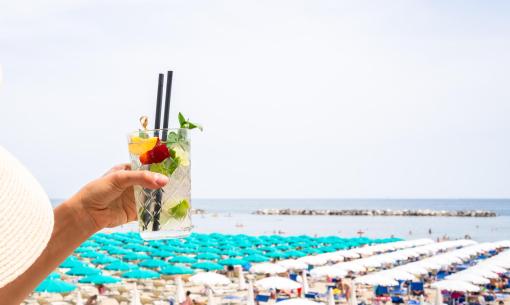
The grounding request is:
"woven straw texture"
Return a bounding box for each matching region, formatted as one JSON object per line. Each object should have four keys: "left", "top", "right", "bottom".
{"left": 0, "top": 146, "right": 54, "bottom": 288}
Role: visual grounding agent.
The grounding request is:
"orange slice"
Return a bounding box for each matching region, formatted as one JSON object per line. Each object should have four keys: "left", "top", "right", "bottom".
{"left": 128, "top": 136, "right": 158, "bottom": 155}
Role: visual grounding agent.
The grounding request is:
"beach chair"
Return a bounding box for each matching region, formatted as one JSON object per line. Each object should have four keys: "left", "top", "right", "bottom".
{"left": 305, "top": 293, "right": 319, "bottom": 300}
{"left": 255, "top": 295, "right": 270, "bottom": 303}
{"left": 375, "top": 286, "right": 389, "bottom": 297}
{"left": 436, "top": 271, "right": 447, "bottom": 280}
{"left": 410, "top": 282, "right": 424, "bottom": 296}
{"left": 277, "top": 298, "right": 291, "bottom": 302}
{"left": 408, "top": 300, "right": 420, "bottom": 305}
{"left": 391, "top": 296, "right": 404, "bottom": 304}
{"left": 289, "top": 273, "right": 298, "bottom": 281}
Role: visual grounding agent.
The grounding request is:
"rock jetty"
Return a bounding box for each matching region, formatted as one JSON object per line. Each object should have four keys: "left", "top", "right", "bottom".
{"left": 253, "top": 209, "right": 496, "bottom": 217}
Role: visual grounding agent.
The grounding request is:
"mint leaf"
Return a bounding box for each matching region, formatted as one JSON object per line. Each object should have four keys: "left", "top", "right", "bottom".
{"left": 169, "top": 199, "right": 190, "bottom": 219}
{"left": 149, "top": 157, "right": 181, "bottom": 176}
{"left": 178, "top": 112, "right": 203, "bottom": 131}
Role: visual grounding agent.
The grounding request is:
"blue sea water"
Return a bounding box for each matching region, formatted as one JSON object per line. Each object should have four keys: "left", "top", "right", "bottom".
{"left": 51, "top": 198, "right": 510, "bottom": 242}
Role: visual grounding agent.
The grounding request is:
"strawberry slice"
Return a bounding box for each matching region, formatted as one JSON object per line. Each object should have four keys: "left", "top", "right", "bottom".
{"left": 139, "top": 143, "right": 171, "bottom": 165}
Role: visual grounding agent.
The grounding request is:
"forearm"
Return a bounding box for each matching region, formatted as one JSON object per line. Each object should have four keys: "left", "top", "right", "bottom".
{"left": 0, "top": 197, "right": 97, "bottom": 305}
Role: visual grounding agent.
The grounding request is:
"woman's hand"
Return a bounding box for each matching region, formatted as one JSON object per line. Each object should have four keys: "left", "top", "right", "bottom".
{"left": 72, "top": 164, "right": 169, "bottom": 232}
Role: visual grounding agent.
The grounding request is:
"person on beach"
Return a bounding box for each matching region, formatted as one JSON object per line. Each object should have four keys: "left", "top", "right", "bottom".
{"left": 181, "top": 291, "right": 193, "bottom": 305}
{"left": 0, "top": 146, "right": 169, "bottom": 305}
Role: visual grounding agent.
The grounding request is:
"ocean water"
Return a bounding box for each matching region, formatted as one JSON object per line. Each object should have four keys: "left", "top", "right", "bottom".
{"left": 51, "top": 199, "right": 510, "bottom": 242}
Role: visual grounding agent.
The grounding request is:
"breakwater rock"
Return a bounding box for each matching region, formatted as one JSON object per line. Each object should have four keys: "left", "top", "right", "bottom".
{"left": 253, "top": 209, "right": 496, "bottom": 217}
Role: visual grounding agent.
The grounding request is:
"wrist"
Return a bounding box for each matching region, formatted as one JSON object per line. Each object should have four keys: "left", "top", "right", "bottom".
{"left": 60, "top": 195, "right": 101, "bottom": 237}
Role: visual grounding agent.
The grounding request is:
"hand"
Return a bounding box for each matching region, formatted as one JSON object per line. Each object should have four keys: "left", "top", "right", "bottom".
{"left": 72, "top": 164, "right": 169, "bottom": 232}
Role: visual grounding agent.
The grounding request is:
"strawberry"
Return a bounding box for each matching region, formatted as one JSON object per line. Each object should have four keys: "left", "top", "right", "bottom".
{"left": 139, "top": 143, "right": 171, "bottom": 165}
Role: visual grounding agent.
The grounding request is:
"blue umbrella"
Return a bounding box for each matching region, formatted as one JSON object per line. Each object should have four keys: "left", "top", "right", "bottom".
{"left": 104, "top": 261, "right": 138, "bottom": 271}
{"left": 139, "top": 259, "right": 170, "bottom": 269}
{"left": 219, "top": 258, "right": 248, "bottom": 266}
{"left": 160, "top": 265, "right": 195, "bottom": 275}
{"left": 150, "top": 249, "right": 174, "bottom": 258}
{"left": 191, "top": 261, "right": 224, "bottom": 271}
{"left": 244, "top": 254, "right": 270, "bottom": 263}
{"left": 169, "top": 256, "right": 197, "bottom": 264}
{"left": 92, "top": 256, "right": 119, "bottom": 265}
{"left": 196, "top": 253, "right": 221, "bottom": 260}
{"left": 66, "top": 265, "right": 101, "bottom": 276}
{"left": 123, "top": 252, "right": 151, "bottom": 261}
{"left": 80, "top": 252, "right": 104, "bottom": 259}
{"left": 121, "top": 269, "right": 160, "bottom": 279}
{"left": 35, "top": 279, "right": 76, "bottom": 293}
{"left": 59, "top": 256, "right": 83, "bottom": 268}
{"left": 75, "top": 247, "right": 95, "bottom": 253}
{"left": 78, "top": 274, "right": 121, "bottom": 284}
{"left": 47, "top": 272, "right": 61, "bottom": 279}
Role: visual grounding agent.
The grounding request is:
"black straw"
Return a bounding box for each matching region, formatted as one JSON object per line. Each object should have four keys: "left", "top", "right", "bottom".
{"left": 154, "top": 73, "right": 164, "bottom": 131}
{"left": 151, "top": 73, "right": 165, "bottom": 231}
{"left": 162, "top": 71, "right": 173, "bottom": 140}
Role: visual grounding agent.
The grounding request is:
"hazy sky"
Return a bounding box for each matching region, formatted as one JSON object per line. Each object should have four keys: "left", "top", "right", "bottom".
{"left": 1, "top": 1, "right": 509, "bottom": 199}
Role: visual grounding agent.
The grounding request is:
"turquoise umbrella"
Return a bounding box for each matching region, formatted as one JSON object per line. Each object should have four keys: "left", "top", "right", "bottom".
{"left": 92, "top": 256, "right": 119, "bottom": 265}
{"left": 121, "top": 269, "right": 160, "bottom": 279}
{"left": 196, "top": 253, "right": 220, "bottom": 260}
{"left": 66, "top": 265, "right": 101, "bottom": 276}
{"left": 80, "top": 241, "right": 99, "bottom": 248}
{"left": 139, "top": 259, "right": 170, "bottom": 269}
{"left": 219, "top": 258, "right": 248, "bottom": 266}
{"left": 75, "top": 247, "right": 95, "bottom": 253}
{"left": 104, "top": 261, "right": 138, "bottom": 271}
{"left": 191, "top": 261, "right": 224, "bottom": 271}
{"left": 160, "top": 265, "right": 195, "bottom": 275}
{"left": 150, "top": 250, "right": 174, "bottom": 258}
{"left": 222, "top": 250, "right": 242, "bottom": 257}
{"left": 35, "top": 279, "right": 76, "bottom": 293}
{"left": 244, "top": 254, "right": 270, "bottom": 263}
{"left": 242, "top": 249, "right": 264, "bottom": 256}
{"left": 169, "top": 256, "right": 197, "bottom": 264}
{"left": 265, "top": 251, "right": 285, "bottom": 258}
{"left": 199, "top": 247, "right": 222, "bottom": 254}
{"left": 59, "top": 256, "right": 83, "bottom": 268}
{"left": 48, "top": 272, "right": 61, "bottom": 279}
{"left": 282, "top": 250, "right": 306, "bottom": 258}
{"left": 123, "top": 252, "right": 151, "bottom": 261}
{"left": 80, "top": 252, "right": 104, "bottom": 259}
{"left": 107, "top": 247, "right": 132, "bottom": 255}
{"left": 79, "top": 274, "right": 121, "bottom": 284}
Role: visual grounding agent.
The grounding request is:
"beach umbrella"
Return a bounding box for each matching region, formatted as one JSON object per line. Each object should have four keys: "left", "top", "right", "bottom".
{"left": 265, "top": 251, "right": 286, "bottom": 259}
{"left": 139, "top": 259, "right": 170, "bottom": 269}
{"left": 107, "top": 247, "right": 131, "bottom": 255}
{"left": 355, "top": 275, "right": 398, "bottom": 287}
{"left": 255, "top": 276, "right": 301, "bottom": 290}
{"left": 250, "top": 263, "right": 287, "bottom": 274}
{"left": 247, "top": 281, "right": 255, "bottom": 305}
{"left": 189, "top": 272, "right": 231, "bottom": 286}
{"left": 170, "top": 256, "right": 197, "bottom": 264}
{"left": 79, "top": 251, "right": 105, "bottom": 259}
{"left": 192, "top": 261, "right": 224, "bottom": 271}
{"left": 123, "top": 252, "right": 151, "bottom": 261}
{"left": 434, "top": 287, "right": 444, "bottom": 305}
{"left": 121, "top": 269, "right": 160, "bottom": 279}
{"left": 243, "top": 249, "right": 264, "bottom": 256}
{"left": 175, "top": 275, "right": 186, "bottom": 303}
{"left": 219, "top": 258, "right": 248, "bottom": 266}
{"left": 59, "top": 256, "right": 83, "bottom": 268}
{"left": 35, "top": 279, "right": 77, "bottom": 293}
{"left": 277, "top": 299, "right": 321, "bottom": 305}
{"left": 161, "top": 265, "right": 195, "bottom": 275}
{"left": 283, "top": 250, "right": 307, "bottom": 258}
{"left": 301, "top": 270, "right": 309, "bottom": 294}
{"left": 66, "top": 265, "right": 101, "bottom": 276}
{"left": 197, "top": 253, "right": 221, "bottom": 260}
{"left": 75, "top": 247, "right": 95, "bottom": 253}
{"left": 431, "top": 280, "right": 480, "bottom": 292}
{"left": 445, "top": 273, "right": 490, "bottom": 285}
{"left": 223, "top": 250, "right": 243, "bottom": 257}
{"left": 104, "top": 261, "right": 138, "bottom": 271}
{"left": 310, "top": 266, "right": 347, "bottom": 278}
{"left": 327, "top": 288, "right": 335, "bottom": 305}
{"left": 150, "top": 249, "right": 174, "bottom": 258}
{"left": 299, "top": 255, "right": 329, "bottom": 266}
{"left": 277, "top": 259, "right": 308, "bottom": 270}
{"left": 207, "top": 288, "right": 215, "bottom": 305}
{"left": 245, "top": 254, "right": 270, "bottom": 263}
{"left": 48, "top": 272, "right": 61, "bottom": 279}
{"left": 200, "top": 247, "right": 222, "bottom": 254}
{"left": 78, "top": 274, "right": 121, "bottom": 284}
{"left": 92, "top": 256, "right": 119, "bottom": 265}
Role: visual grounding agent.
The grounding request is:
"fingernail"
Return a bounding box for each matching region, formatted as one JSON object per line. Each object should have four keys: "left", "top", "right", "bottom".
{"left": 154, "top": 173, "right": 169, "bottom": 184}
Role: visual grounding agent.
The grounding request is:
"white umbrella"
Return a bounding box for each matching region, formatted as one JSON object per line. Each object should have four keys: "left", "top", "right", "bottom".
{"left": 310, "top": 266, "right": 347, "bottom": 278}
{"left": 250, "top": 263, "right": 287, "bottom": 274}
{"left": 464, "top": 268, "right": 499, "bottom": 279}
{"left": 446, "top": 273, "right": 490, "bottom": 285}
{"left": 277, "top": 299, "right": 322, "bottom": 305}
{"left": 207, "top": 288, "right": 215, "bottom": 305}
{"left": 255, "top": 276, "right": 301, "bottom": 290}
{"left": 299, "top": 255, "right": 329, "bottom": 266}
{"left": 327, "top": 288, "right": 335, "bottom": 305}
{"left": 396, "top": 264, "right": 429, "bottom": 276}
{"left": 301, "top": 270, "right": 309, "bottom": 294}
{"left": 278, "top": 259, "right": 308, "bottom": 270}
{"left": 130, "top": 284, "right": 142, "bottom": 305}
{"left": 378, "top": 269, "right": 416, "bottom": 281}
{"left": 176, "top": 275, "right": 186, "bottom": 303}
{"left": 474, "top": 264, "right": 507, "bottom": 274}
{"left": 333, "top": 262, "right": 366, "bottom": 273}
{"left": 431, "top": 280, "right": 480, "bottom": 292}
{"left": 355, "top": 275, "right": 398, "bottom": 287}
{"left": 349, "top": 283, "right": 357, "bottom": 305}
{"left": 238, "top": 267, "right": 247, "bottom": 290}
{"left": 246, "top": 281, "right": 255, "bottom": 305}
{"left": 189, "top": 272, "right": 231, "bottom": 286}
{"left": 434, "top": 287, "right": 443, "bottom": 305}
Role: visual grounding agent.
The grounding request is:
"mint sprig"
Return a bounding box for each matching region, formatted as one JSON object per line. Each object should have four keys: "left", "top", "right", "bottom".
{"left": 169, "top": 199, "right": 190, "bottom": 219}
{"left": 178, "top": 112, "right": 203, "bottom": 131}
{"left": 149, "top": 157, "right": 181, "bottom": 176}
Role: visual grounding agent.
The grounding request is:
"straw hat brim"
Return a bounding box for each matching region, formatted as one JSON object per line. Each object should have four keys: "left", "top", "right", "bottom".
{"left": 0, "top": 146, "right": 54, "bottom": 288}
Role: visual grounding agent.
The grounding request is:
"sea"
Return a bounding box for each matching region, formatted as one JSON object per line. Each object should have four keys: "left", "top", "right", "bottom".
{"left": 51, "top": 199, "right": 510, "bottom": 242}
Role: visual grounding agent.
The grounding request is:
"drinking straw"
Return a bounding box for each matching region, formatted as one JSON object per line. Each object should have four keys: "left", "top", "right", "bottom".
{"left": 152, "top": 70, "right": 173, "bottom": 231}
{"left": 161, "top": 70, "right": 173, "bottom": 141}
{"left": 151, "top": 73, "right": 165, "bottom": 231}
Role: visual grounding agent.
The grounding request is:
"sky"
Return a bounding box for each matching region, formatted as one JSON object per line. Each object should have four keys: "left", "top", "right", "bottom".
{"left": 1, "top": 1, "right": 509, "bottom": 199}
